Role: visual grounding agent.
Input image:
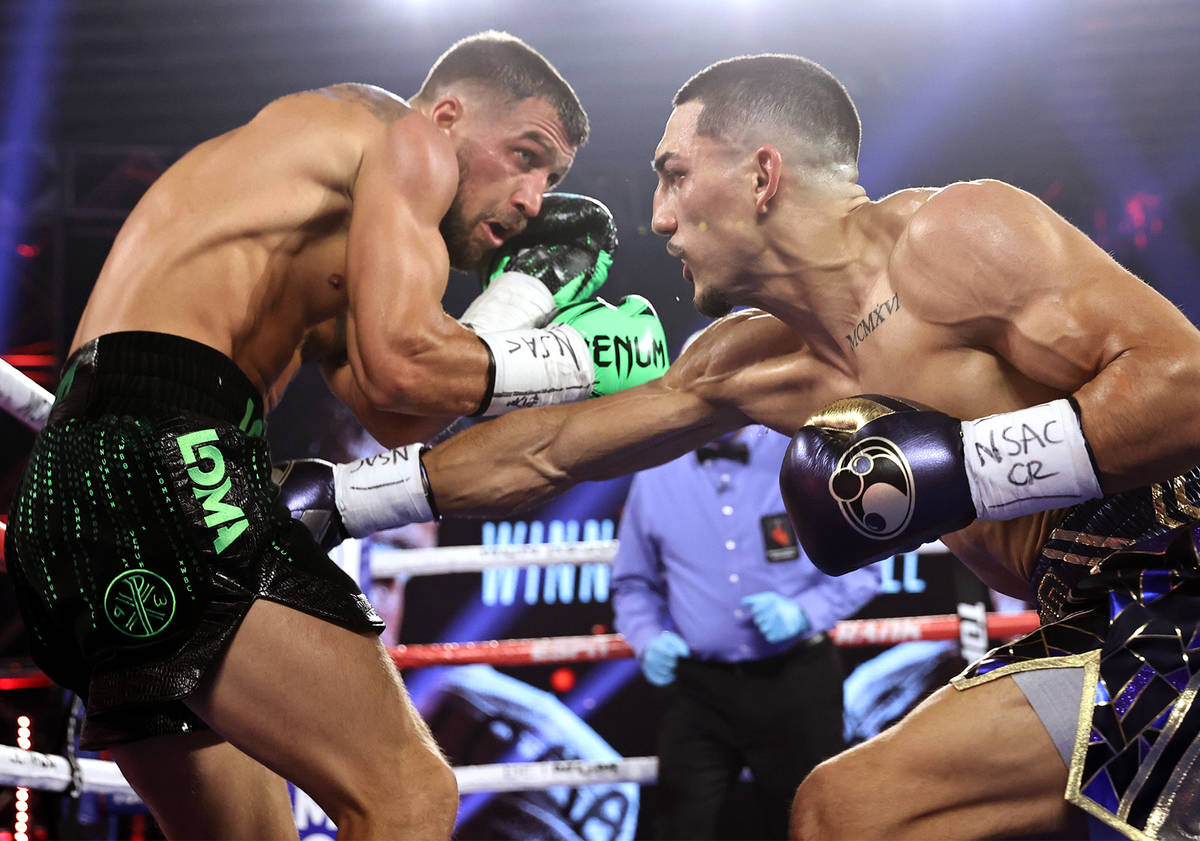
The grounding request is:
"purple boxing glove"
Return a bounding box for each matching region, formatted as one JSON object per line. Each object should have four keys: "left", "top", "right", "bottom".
{"left": 779, "top": 395, "right": 974, "bottom": 575}
{"left": 781, "top": 394, "right": 1102, "bottom": 575}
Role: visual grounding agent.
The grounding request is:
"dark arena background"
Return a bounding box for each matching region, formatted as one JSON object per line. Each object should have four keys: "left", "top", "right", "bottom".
{"left": 1, "top": 1, "right": 1199, "bottom": 839}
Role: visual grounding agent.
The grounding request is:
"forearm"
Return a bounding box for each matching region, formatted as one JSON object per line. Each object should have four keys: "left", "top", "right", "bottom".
{"left": 351, "top": 317, "right": 493, "bottom": 417}
{"left": 1074, "top": 343, "right": 1200, "bottom": 491}
{"left": 423, "top": 381, "right": 743, "bottom": 517}
{"left": 323, "top": 360, "right": 461, "bottom": 448}
{"left": 612, "top": 581, "right": 670, "bottom": 655}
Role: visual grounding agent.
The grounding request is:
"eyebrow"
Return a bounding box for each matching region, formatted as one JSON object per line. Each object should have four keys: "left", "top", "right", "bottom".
{"left": 652, "top": 151, "right": 676, "bottom": 174}
{"left": 522, "top": 130, "right": 572, "bottom": 181}
{"left": 522, "top": 130, "right": 555, "bottom": 155}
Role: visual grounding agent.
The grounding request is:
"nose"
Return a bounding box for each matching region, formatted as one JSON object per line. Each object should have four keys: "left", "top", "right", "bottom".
{"left": 513, "top": 178, "right": 545, "bottom": 219}
{"left": 651, "top": 188, "right": 675, "bottom": 237}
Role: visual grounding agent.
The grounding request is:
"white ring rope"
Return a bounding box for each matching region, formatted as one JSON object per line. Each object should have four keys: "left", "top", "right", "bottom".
{"left": 0, "top": 744, "right": 658, "bottom": 798}
{"left": 0, "top": 356, "right": 53, "bottom": 431}
{"left": 453, "top": 755, "right": 658, "bottom": 794}
{"left": 370, "top": 538, "right": 949, "bottom": 577}
{"left": 370, "top": 541, "right": 618, "bottom": 577}
{"left": 0, "top": 744, "right": 134, "bottom": 797}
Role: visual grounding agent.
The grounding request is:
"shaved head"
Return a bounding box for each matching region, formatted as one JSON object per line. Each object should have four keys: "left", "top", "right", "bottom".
{"left": 673, "top": 54, "right": 860, "bottom": 172}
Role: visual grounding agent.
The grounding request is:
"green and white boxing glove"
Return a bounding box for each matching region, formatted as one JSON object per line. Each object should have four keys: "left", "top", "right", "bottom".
{"left": 461, "top": 193, "right": 617, "bottom": 333}
{"left": 473, "top": 295, "right": 668, "bottom": 415}
{"left": 552, "top": 295, "right": 669, "bottom": 397}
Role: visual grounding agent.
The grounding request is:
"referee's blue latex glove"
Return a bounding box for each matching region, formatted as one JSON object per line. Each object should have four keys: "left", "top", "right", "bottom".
{"left": 742, "top": 591, "right": 811, "bottom": 644}
{"left": 640, "top": 630, "right": 691, "bottom": 686}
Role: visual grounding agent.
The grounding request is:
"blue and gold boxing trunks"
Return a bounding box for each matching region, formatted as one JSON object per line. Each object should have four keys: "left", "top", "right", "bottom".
{"left": 954, "top": 469, "right": 1200, "bottom": 840}
{"left": 4, "top": 331, "right": 383, "bottom": 748}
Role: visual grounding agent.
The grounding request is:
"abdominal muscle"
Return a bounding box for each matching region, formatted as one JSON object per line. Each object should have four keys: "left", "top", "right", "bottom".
{"left": 942, "top": 512, "right": 1065, "bottom": 600}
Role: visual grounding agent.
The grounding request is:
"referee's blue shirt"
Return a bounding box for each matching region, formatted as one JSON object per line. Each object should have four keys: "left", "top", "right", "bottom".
{"left": 612, "top": 425, "right": 883, "bottom": 663}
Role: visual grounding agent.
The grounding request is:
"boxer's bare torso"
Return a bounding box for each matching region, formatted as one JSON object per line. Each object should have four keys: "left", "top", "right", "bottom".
{"left": 72, "top": 85, "right": 410, "bottom": 406}
{"left": 71, "top": 83, "right": 575, "bottom": 441}
{"left": 426, "top": 179, "right": 1200, "bottom": 599}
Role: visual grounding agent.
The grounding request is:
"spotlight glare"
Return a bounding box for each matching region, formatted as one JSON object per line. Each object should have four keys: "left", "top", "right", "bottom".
{"left": 16, "top": 716, "right": 29, "bottom": 727}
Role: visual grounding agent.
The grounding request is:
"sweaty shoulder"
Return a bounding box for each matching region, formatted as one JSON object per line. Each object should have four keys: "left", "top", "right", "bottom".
{"left": 891, "top": 179, "right": 1071, "bottom": 325}
{"left": 667, "top": 310, "right": 800, "bottom": 383}
{"left": 254, "top": 83, "right": 411, "bottom": 130}
{"left": 250, "top": 84, "right": 457, "bottom": 204}
{"left": 665, "top": 310, "right": 845, "bottom": 433}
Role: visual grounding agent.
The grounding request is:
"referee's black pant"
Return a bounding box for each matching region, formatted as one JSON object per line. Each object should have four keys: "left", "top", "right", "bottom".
{"left": 654, "top": 634, "right": 845, "bottom": 840}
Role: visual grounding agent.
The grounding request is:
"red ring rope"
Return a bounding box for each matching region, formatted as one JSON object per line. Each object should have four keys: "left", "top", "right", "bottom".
{"left": 387, "top": 610, "right": 1041, "bottom": 669}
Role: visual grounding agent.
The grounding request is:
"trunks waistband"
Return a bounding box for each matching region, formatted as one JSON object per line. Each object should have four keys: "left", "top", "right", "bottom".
{"left": 1029, "top": 466, "right": 1200, "bottom": 621}
{"left": 48, "top": 331, "right": 265, "bottom": 431}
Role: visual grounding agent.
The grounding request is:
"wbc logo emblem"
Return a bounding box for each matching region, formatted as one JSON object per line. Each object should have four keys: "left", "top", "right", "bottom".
{"left": 828, "top": 436, "right": 915, "bottom": 539}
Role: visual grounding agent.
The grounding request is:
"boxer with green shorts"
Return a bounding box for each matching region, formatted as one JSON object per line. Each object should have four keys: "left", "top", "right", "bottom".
{"left": 4, "top": 31, "right": 666, "bottom": 841}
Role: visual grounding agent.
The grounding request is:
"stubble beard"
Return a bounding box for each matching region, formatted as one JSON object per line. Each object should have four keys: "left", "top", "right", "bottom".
{"left": 440, "top": 196, "right": 486, "bottom": 272}
{"left": 439, "top": 144, "right": 488, "bottom": 271}
{"left": 695, "top": 285, "right": 734, "bottom": 318}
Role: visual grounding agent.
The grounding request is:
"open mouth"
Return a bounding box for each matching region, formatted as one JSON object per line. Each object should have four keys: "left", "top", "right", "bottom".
{"left": 482, "top": 221, "right": 508, "bottom": 248}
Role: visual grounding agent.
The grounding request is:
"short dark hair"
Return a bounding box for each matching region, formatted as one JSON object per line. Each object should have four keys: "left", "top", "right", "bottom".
{"left": 674, "top": 54, "right": 860, "bottom": 169}
{"left": 415, "top": 31, "right": 589, "bottom": 147}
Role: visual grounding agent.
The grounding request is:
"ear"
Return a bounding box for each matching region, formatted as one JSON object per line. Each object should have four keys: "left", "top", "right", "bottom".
{"left": 752, "top": 145, "right": 783, "bottom": 214}
{"left": 428, "top": 95, "right": 464, "bottom": 131}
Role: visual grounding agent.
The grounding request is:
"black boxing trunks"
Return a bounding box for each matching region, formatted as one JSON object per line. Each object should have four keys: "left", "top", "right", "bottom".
{"left": 954, "top": 468, "right": 1200, "bottom": 840}
{"left": 4, "top": 331, "right": 383, "bottom": 748}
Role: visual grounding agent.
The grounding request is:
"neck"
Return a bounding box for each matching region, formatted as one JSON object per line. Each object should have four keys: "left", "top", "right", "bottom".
{"left": 740, "top": 185, "right": 881, "bottom": 366}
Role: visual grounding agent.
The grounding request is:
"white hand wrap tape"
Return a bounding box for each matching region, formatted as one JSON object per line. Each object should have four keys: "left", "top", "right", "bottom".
{"left": 961, "top": 398, "right": 1102, "bottom": 520}
{"left": 332, "top": 444, "right": 433, "bottom": 537}
{"left": 476, "top": 324, "right": 595, "bottom": 416}
{"left": 459, "top": 272, "right": 556, "bottom": 332}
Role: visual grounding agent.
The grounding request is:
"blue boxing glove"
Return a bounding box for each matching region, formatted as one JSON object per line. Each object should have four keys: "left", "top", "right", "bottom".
{"left": 780, "top": 395, "right": 1102, "bottom": 575}
{"left": 741, "top": 592, "right": 810, "bottom": 644}
{"left": 640, "top": 630, "right": 691, "bottom": 687}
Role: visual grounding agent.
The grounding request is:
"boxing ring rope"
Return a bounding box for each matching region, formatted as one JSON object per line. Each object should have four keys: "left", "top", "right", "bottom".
{"left": 368, "top": 538, "right": 950, "bottom": 577}
{"left": 0, "top": 352, "right": 1037, "bottom": 803}
{"left": 0, "top": 742, "right": 660, "bottom": 799}
{"left": 0, "top": 357, "right": 53, "bottom": 432}
{"left": 388, "top": 611, "right": 1042, "bottom": 669}
{"left": 372, "top": 540, "right": 622, "bottom": 577}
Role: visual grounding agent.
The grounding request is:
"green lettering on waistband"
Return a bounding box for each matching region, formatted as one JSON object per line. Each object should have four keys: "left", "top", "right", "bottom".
{"left": 52, "top": 359, "right": 79, "bottom": 406}
{"left": 237, "top": 397, "right": 263, "bottom": 438}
